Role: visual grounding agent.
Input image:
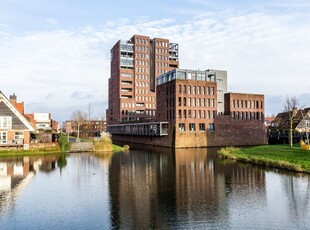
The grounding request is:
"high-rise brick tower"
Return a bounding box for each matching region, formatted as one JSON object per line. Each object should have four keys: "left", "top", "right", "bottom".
{"left": 107, "top": 35, "right": 179, "bottom": 125}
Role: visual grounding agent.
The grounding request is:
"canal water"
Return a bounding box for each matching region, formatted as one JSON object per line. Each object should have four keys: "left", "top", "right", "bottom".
{"left": 1, "top": 148, "right": 310, "bottom": 229}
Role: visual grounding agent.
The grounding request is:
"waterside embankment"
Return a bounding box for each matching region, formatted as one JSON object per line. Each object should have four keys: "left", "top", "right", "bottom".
{"left": 218, "top": 145, "right": 310, "bottom": 173}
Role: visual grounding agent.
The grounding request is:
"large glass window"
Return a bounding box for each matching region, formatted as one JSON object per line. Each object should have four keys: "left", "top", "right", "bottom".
{"left": 177, "top": 71, "right": 186, "bottom": 79}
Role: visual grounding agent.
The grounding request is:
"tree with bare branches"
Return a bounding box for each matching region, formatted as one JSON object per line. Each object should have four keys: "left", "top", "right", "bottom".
{"left": 284, "top": 96, "right": 299, "bottom": 148}
{"left": 71, "top": 110, "right": 87, "bottom": 142}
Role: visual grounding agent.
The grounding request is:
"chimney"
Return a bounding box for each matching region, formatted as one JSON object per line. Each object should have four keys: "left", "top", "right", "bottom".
{"left": 9, "top": 93, "right": 17, "bottom": 107}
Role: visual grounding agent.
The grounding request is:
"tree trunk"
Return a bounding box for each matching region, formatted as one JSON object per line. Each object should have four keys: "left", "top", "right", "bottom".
{"left": 290, "top": 119, "right": 293, "bottom": 148}
{"left": 77, "top": 124, "right": 80, "bottom": 142}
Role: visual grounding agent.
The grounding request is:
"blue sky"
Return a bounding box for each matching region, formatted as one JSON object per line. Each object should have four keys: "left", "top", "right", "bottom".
{"left": 1, "top": 0, "right": 310, "bottom": 122}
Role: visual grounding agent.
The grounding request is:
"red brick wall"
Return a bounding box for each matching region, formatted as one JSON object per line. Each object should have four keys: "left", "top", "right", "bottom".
{"left": 207, "top": 115, "right": 267, "bottom": 147}
{"left": 224, "top": 93, "right": 264, "bottom": 118}
{"left": 111, "top": 115, "right": 267, "bottom": 148}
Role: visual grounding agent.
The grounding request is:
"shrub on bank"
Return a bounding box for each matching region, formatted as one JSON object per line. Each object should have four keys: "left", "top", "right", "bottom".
{"left": 93, "top": 138, "right": 113, "bottom": 152}
{"left": 58, "top": 134, "right": 71, "bottom": 152}
{"left": 93, "top": 132, "right": 113, "bottom": 152}
{"left": 217, "top": 147, "right": 239, "bottom": 160}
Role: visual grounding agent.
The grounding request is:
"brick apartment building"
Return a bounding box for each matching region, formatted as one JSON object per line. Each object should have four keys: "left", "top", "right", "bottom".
{"left": 107, "top": 35, "right": 267, "bottom": 148}
{"left": 154, "top": 71, "right": 266, "bottom": 147}
{"left": 224, "top": 93, "right": 264, "bottom": 120}
{"left": 106, "top": 35, "right": 179, "bottom": 125}
{"left": 156, "top": 68, "right": 225, "bottom": 133}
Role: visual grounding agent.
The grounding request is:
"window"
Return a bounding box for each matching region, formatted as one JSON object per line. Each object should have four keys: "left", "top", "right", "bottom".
{"left": 0, "top": 117, "right": 12, "bottom": 129}
{"left": 193, "top": 98, "right": 196, "bottom": 107}
{"left": 179, "top": 123, "right": 186, "bottom": 132}
{"left": 199, "top": 123, "right": 205, "bottom": 131}
{"left": 15, "top": 131, "right": 24, "bottom": 140}
{"left": 121, "top": 73, "right": 132, "bottom": 78}
{"left": 0, "top": 131, "right": 7, "bottom": 144}
{"left": 189, "top": 123, "right": 196, "bottom": 131}
{"left": 183, "top": 97, "right": 187, "bottom": 106}
{"left": 188, "top": 86, "right": 191, "bottom": 94}
{"left": 208, "top": 123, "right": 215, "bottom": 130}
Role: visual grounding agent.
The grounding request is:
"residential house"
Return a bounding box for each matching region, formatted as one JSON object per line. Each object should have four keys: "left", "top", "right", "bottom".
{"left": 268, "top": 107, "right": 310, "bottom": 144}
{"left": 0, "top": 91, "right": 34, "bottom": 149}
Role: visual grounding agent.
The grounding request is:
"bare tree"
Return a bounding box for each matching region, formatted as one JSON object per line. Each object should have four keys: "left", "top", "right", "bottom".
{"left": 86, "top": 103, "right": 94, "bottom": 137}
{"left": 71, "top": 110, "right": 87, "bottom": 142}
{"left": 284, "top": 96, "right": 299, "bottom": 148}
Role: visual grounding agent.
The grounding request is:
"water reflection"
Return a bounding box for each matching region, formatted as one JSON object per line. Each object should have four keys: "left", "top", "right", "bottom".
{"left": 0, "top": 155, "right": 61, "bottom": 217}
{"left": 109, "top": 148, "right": 175, "bottom": 229}
{"left": 1, "top": 149, "right": 310, "bottom": 229}
{"left": 108, "top": 148, "right": 310, "bottom": 229}
{"left": 281, "top": 174, "right": 310, "bottom": 224}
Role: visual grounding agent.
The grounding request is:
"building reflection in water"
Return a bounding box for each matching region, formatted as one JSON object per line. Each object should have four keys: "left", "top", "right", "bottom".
{"left": 108, "top": 147, "right": 268, "bottom": 228}
{"left": 109, "top": 147, "right": 175, "bottom": 229}
{"left": 280, "top": 173, "right": 310, "bottom": 223}
{"left": 0, "top": 155, "right": 60, "bottom": 216}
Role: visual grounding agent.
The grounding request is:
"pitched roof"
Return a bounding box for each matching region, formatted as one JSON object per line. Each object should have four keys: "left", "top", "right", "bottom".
{"left": 0, "top": 91, "right": 35, "bottom": 131}
{"left": 296, "top": 110, "right": 310, "bottom": 131}
{"left": 272, "top": 107, "right": 310, "bottom": 130}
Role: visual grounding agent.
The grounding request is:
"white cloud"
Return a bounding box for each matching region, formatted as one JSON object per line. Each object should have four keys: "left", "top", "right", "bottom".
{"left": 0, "top": 10, "right": 309, "bottom": 121}
{"left": 47, "top": 18, "right": 59, "bottom": 25}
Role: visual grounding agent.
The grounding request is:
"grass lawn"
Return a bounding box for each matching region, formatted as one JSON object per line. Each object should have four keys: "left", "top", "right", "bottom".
{"left": 0, "top": 147, "right": 60, "bottom": 157}
{"left": 218, "top": 144, "right": 310, "bottom": 173}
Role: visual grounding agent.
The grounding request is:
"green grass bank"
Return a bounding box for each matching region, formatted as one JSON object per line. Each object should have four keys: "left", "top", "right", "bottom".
{"left": 218, "top": 145, "right": 310, "bottom": 173}
{"left": 0, "top": 146, "right": 60, "bottom": 157}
